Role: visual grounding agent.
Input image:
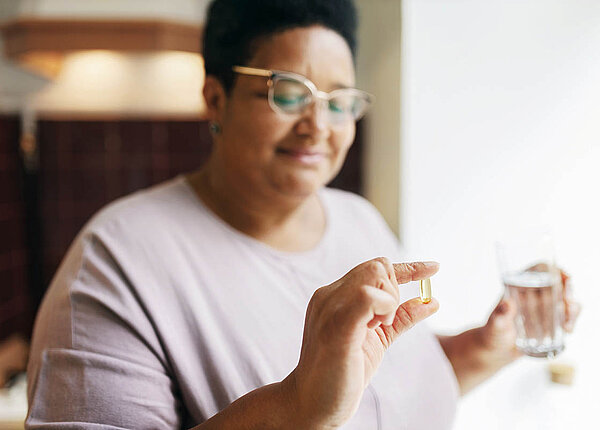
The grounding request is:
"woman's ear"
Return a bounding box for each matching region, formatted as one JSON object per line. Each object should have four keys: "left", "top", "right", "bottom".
{"left": 203, "top": 75, "right": 227, "bottom": 122}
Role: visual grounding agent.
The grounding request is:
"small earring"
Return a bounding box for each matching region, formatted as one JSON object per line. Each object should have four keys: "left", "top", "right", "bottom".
{"left": 209, "top": 122, "right": 221, "bottom": 135}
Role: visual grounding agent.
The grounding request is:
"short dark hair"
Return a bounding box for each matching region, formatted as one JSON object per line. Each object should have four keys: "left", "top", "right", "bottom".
{"left": 202, "top": 0, "right": 358, "bottom": 92}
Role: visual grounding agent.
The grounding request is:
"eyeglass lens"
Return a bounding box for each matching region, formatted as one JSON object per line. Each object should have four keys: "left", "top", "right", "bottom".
{"left": 271, "top": 77, "right": 369, "bottom": 122}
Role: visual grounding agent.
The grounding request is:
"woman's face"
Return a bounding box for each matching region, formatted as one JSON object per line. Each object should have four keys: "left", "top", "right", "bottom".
{"left": 209, "top": 25, "right": 357, "bottom": 201}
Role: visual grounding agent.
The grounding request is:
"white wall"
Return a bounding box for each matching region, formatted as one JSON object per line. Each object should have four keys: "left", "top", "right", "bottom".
{"left": 401, "top": 0, "right": 600, "bottom": 428}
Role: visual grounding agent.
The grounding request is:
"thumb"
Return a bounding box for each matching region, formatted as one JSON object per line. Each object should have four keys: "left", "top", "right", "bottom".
{"left": 481, "top": 298, "right": 522, "bottom": 359}
{"left": 381, "top": 297, "right": 439, "bottom": 345}
{"left": 488, "top": 298, "right": 517, "bottom": 330}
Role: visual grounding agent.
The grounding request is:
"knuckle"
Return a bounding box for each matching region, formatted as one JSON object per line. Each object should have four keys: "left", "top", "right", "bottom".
{"left": 356, "top": 284, "right": 372, "bottom": 302}
{"left": 374, "top": 256, "right": 392, "bottom": 268}
{"left": 364, "top": 259, "right": 387, "bottom": 278}
{"left": 364, "top": 260, "right": 381, "bottom": 275}
{"left": 376, "top": 257, "right": 395, "bottom": 279}
{"left": 394, "top": 305, "right": 415, "bottom": 329}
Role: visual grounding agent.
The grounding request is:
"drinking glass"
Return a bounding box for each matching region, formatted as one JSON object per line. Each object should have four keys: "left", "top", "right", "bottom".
{"left": 496, "top": 234, "right": 565, "bottom": 358}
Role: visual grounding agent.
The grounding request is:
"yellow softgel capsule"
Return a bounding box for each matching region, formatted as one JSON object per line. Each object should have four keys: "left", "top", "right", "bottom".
{"left": 420, "top": 278, "right": 432, "bottom": 304}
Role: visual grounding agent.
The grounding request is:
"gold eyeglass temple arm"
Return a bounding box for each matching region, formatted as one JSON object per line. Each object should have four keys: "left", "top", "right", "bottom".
{"left": 232, "top": 65, "right": 274, "bottom": 77}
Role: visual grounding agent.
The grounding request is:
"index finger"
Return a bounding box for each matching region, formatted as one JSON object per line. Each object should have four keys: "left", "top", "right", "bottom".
{"left": 393, "top": 261, "right": 440, "bottom": 284}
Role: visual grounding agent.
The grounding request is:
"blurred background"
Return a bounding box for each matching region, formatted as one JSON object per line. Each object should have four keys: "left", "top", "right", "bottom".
{"left": 1, "top": 0, "right": 599, "bottom": 429}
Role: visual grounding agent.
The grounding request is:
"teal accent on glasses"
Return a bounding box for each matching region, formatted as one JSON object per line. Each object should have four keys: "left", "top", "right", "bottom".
{"left": 273, "top": 94, "right": 308, "bottom": 106}
{"left": 328, "top": 100, "right": 345, "bottom": 114}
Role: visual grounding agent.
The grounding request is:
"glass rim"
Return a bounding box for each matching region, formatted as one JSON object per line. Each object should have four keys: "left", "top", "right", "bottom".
{"left": 232, "top": 65, "right": 375, "bottom": 121}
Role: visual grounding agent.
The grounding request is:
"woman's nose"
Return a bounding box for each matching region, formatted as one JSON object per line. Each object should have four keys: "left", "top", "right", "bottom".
{"left": 296, "top": 99, "right": 331, "bottom": 140}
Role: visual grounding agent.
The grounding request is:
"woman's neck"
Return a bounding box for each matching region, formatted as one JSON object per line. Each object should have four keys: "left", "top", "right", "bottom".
{"left": 186, "top": 164, "right": 326, "bottom": 252}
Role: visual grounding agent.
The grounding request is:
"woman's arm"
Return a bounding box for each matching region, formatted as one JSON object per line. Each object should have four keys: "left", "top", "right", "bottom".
{"left": 193, "top": 375, "right": 325, "bottom": 430}
{"left": 437, "top": 329, "right": 518, "bottom": 395}
{"left": 197, "top": 259, "right": 441, "bottom": 430}
{"left": 437, "top": 300, "right": 521, "bottom": 395}
{"left": 440, "top": 271, "right": 580, "bottom": 395}
{"left": 28, "top": 248, "right": 439, "bottom": 429}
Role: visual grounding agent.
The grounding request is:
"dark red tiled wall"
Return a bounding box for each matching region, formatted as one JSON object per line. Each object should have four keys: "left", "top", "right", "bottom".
{"left": 35, "top": 120, "right": 216, "bottom": 300}
{"left": 0, "top": 115, "right": 31, "bottom": 342}
{"left": 3, "top": 118, "right": 363, "bottom": 338}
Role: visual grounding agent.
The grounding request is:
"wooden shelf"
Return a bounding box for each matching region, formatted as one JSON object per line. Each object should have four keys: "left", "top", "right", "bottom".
{"left": 0, "top": 18, "right": 202, "bottom": 78}
{"left": 1, "top": 18, "right": 202, "bottom": 57}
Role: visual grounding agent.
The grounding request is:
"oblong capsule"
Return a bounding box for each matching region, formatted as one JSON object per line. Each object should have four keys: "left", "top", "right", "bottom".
{"left": 420, "top": 278, "right": 432, "bottom": 304}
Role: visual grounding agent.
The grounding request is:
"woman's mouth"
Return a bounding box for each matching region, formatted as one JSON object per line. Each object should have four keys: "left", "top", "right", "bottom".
{"left": 276, "top": 148, "right": 327, "bottom": 165}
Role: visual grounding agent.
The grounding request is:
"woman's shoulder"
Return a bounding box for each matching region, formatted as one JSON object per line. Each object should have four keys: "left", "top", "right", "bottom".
{"left": 51, "top": 176, "right": 202, "bottom": 293}
{"left": 84, "top": 175, "right": 193, "bottom": 236}
{"left": 58, "top": 175, "right": 206, "bottom": 265}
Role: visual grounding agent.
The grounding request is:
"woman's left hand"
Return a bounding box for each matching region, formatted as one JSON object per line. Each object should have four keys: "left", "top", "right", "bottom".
{"left": 480, "top": 268, "right": 581, "bottom": 361}
{"left": 559, "top": 270, "right": 581, "bottom": 333}
{"left": 439, "top": 268, "right": 581, "bottom": 395}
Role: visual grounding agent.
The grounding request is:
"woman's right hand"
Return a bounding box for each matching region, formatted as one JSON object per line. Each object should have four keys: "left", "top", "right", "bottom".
{"left": 284, "top": 258, "right": 440, "bottom": 429}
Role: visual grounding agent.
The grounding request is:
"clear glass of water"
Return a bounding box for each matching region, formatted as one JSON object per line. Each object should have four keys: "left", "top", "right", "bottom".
{"left": 496, "top": 234, "right": 565, "bottom": 358}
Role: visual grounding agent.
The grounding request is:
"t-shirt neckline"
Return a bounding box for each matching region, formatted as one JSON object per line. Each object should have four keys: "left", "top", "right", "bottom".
{"left": 176, "top": 175, "right": 332, "bottom": 260}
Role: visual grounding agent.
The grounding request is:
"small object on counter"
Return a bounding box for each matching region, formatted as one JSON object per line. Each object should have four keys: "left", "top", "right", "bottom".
{"left": 548, "top": 362, "right": 575, "bottom": 385}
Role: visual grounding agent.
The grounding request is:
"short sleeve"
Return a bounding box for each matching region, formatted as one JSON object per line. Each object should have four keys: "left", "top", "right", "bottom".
{"left": 27, "top": 348, "right": 179, "bottom": 429}
{"left": 26, "top": 235, "right": 182, "bottom": 429}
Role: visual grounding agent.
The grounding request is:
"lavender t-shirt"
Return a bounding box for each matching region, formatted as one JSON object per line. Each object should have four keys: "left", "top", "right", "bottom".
{"left": 26, "top": 176, "right": 458, "bottom": 429}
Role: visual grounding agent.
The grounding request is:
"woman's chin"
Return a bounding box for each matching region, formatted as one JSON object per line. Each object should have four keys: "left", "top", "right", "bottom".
{"left": 271, "top": 172, "right": 327, "bottom": 199}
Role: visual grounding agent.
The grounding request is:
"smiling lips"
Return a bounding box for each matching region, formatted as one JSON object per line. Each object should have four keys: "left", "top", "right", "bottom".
{"left": 276, "top": 147, "right": 327, "bottom": 165}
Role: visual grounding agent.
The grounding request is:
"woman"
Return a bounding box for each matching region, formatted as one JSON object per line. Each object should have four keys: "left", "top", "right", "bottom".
{"left": 26, "top": 0, "right": 579, "bottom": 429}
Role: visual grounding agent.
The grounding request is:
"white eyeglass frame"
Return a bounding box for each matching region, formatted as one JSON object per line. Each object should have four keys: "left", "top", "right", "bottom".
{"left": 232, "top": 65, "right": 374, "bottom": 122}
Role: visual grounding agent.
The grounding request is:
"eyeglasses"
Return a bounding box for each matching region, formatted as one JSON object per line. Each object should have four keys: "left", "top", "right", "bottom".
{"left": 232, "top": 65, "right": 374, "bottom": 124}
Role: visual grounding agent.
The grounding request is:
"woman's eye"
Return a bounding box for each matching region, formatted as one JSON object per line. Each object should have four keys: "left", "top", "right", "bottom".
{"left": 274, "top": 94, "right": 304, "bottom": 105}
{"left": 328, "top": 101, "right": 345, "bottom": 113}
